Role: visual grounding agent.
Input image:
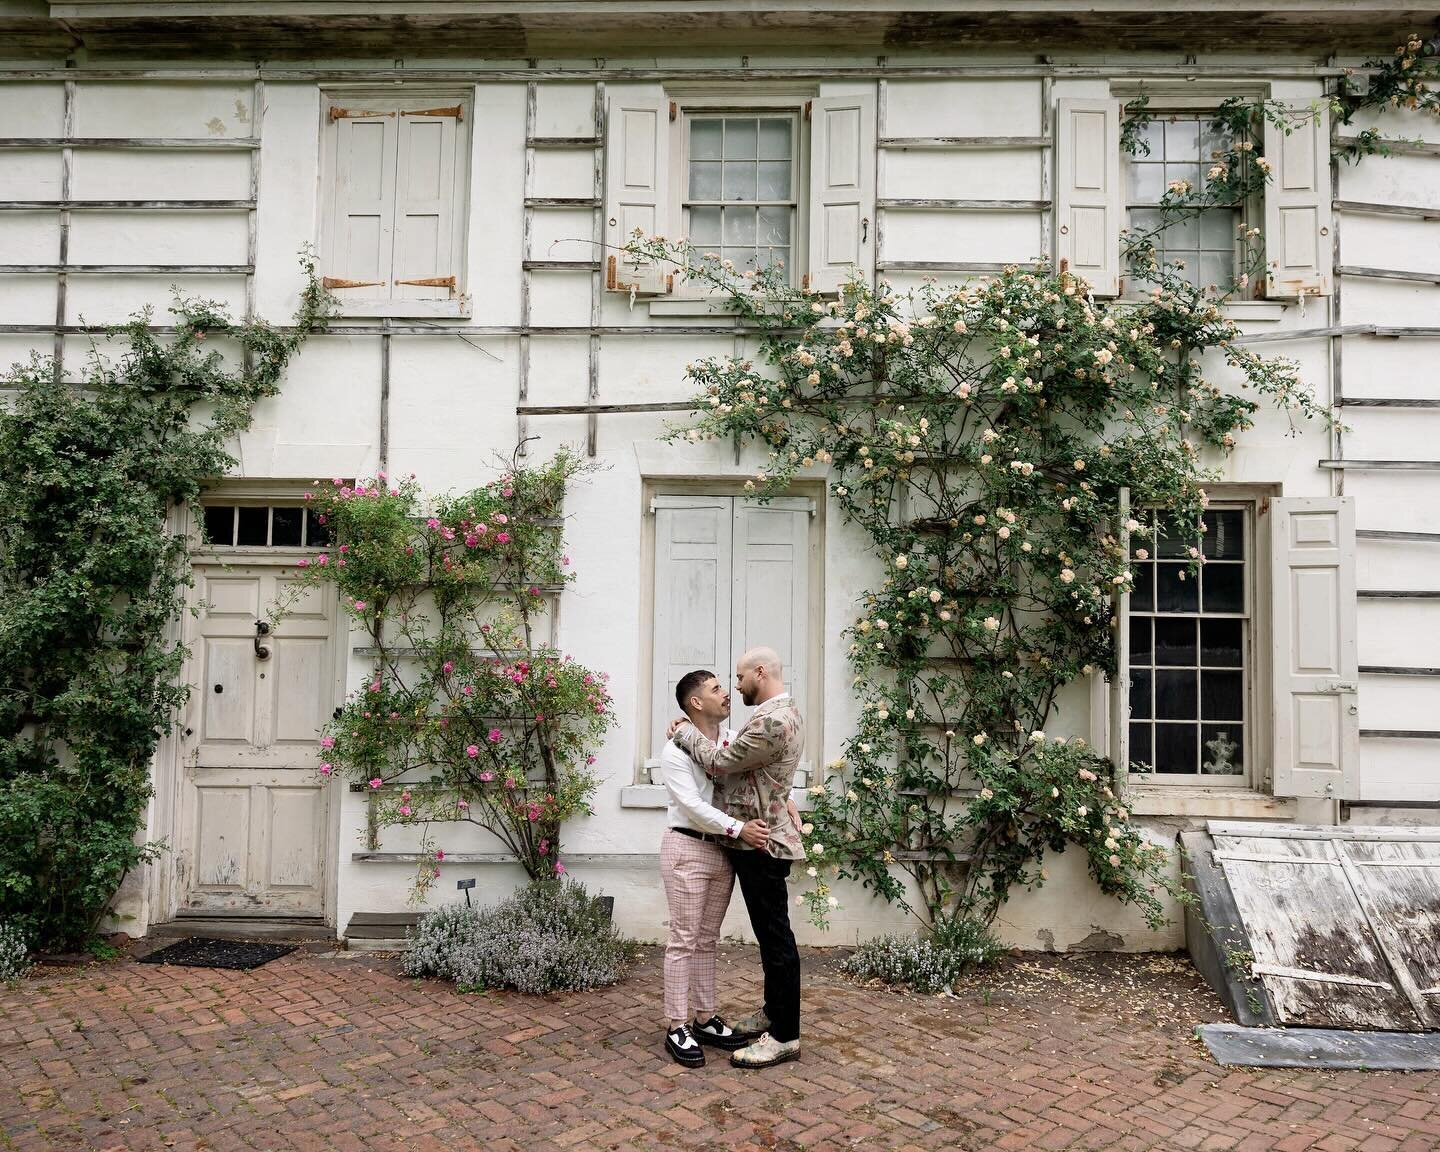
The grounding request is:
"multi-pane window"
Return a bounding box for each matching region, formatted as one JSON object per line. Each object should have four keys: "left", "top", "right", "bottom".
{"left": 1128, "top": 507, "right": 1249, "bottom": 782}
{"left": 203, "top": 505, "right": 333, "bottom": 549}
{"left": 1127, "top": 112, "right": 1241, "bottom": 293}
{"left": 683, "top": 114, "right": 796, "bottom": 279}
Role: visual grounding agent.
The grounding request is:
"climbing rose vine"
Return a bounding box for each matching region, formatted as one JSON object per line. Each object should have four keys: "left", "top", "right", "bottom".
{"left": 286, "top": 450, "right": 613, "bottom": 896}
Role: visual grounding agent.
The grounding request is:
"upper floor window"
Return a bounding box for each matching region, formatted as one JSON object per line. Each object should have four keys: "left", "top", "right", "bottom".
{"left": 202, "top": 504, "right": 332, "bottom": 549}
{"left": 319, "top": 92, "right": 472, "bottom": 318}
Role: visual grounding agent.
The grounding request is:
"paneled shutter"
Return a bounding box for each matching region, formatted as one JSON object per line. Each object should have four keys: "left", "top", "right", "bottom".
{"left": 731, "top": 498, "right": 812, "bottom": 782}
{"left": 1263, "top": 102, "right": 1333, "bottom": 299}
{"left": 1270, "top": 497, "right": 1359, "bottom": 799}
{"left": 651, "top": 496, "right": 732, "bottom": 758}
{"left": 807, "top": 93, "right": 876, "bottom": 294}
{"left": 1054, "top": 98, "right": 1122, "bottom": 297}
{"left": 329, "top": 111, "right": 399, "bottom": 303}
{"left": 392, "top": 111, "right": 458, "bottom": 301}
{"left": 604, "top": 90, "right": 670, "bottom": 294}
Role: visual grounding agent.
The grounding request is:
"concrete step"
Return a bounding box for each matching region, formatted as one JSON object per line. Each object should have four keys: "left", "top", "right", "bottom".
{"left": 149, "top": 917, "right": 337, "bottom": 944}
{"left": 344, "top": 912, "right": 420, "bottom": 952}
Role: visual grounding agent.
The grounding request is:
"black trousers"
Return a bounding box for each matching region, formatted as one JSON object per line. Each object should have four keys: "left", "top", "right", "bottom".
{"left": 727, "top": 847, "right": 800, "bottom": 1043}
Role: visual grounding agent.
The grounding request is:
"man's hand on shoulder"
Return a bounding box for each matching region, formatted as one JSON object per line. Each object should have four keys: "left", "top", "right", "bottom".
{"left": 666, "top": 716, "right": 693, "bottom": 741}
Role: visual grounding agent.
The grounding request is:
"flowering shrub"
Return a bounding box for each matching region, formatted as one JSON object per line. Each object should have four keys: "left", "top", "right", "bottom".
{"left": 0, "top": 921, "right": 31, "bottom": 986}
{"left": 628, "top": 195, "right": 1331, "bottom": 932}
{"left": 0, "top": 264, "right": 327, "bottom": 950}
{"left": 287, "top": 451, "right": 614, "bottom": 892}
{"left": 841, "top": 916, "right": 1002, "bottom": 994}
{"left": 403, "top": 880, "right": 637, "bottom": 994}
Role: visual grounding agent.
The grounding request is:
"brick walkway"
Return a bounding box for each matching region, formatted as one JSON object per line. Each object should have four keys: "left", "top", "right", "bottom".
{"left": 4, "top": 944, "right": 1439, "bottom": 1152}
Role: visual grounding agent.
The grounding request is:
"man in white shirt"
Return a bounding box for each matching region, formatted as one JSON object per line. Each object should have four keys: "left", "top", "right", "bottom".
{"left": 659, "top": 668, "right": 771, "bottom": 1067}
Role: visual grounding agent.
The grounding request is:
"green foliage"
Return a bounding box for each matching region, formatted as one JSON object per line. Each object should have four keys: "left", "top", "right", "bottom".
{"left": 403, "top": 880, "right": 638, "bottom": 994}
{"left": 0, "top": 262, "right": 327, "bottom": 950}
{"left": 840, "top": 915, "right": 1003, "bottom": 993}
{"left": 1334, "top": 34, "right": 1440, "bottom": 161}
{"left": 626, "top": 226, "right": 1331, "bottom": 933}
{"left": 288, "top": 451, "right": 614, "bottom": 892}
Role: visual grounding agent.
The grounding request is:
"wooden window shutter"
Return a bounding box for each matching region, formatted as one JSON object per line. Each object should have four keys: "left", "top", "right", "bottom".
{"left": 1263, "top": 102, "right": 1333, "bottom": 299}
{"left": 328, "top": 110, "right": 399, "bottom": 300}
{"left": 604, "top": 89, "right": 671, "bottom": 295}
{"left": 392, "top": 109, "right": 460, "bottom": 300}
{"left": 1109, "top": 489, "right": 1132, "bottom": 778}
{"left": 1054, "top": 98, "right": 1123, "bottom": 297}
{"left": 806, "top": 93, "right": 876, "bottom": 295}
{"left": 650, "top": 496, "right": 733, "bottom": 759}
{"left": 1270, "top": 496, "right": 1359, "bottom": 800}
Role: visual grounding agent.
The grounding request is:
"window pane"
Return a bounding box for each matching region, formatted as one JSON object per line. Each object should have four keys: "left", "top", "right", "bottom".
{"left": 1157, "top": 562, "right": 1199, "bottom": 613}
{"left": 1155, "top": 722, "right": 1198, "bottom": 774}
{"left": 723, "top": 207, "right": 756, "bottom": 245}
{"left": 1130, "top": 616, "right": 1152, "bottom": 665}
{"left": 1129, "top": 668, "right": 1153, "bottom": 719}
{"left": 1154, "top": 618, "right": 1197, "bottom": 666}
{"left": 1203, "top": 510, "right": 1244, "bottom": 560}
{"left": 689, "top": 161, "right": 722, "bottom": 200}
{"left": 758, "top": 118, "right": 792, "bottom": 160}
{"left": 1164, "top": 118, "right": 1200, "bottom": 160}
{"left": 757, "top": 161, "right": 791, "bottom": 201}
{"left": 1201, "top": 670, "right": 1244, "bottom": 721}
{"left": 758, "top": 206, "right": 791, "bottom": 246}
{"left": 305, "top": 509, "right": 332, "bottom": 547}
{"left": 1155, "top": 523, "right": 1190, "bottom": 558}
{"left": 271, "top": 506, "right": 303, "bottom": 547}
{"left": 237, "top": 506, "right": 268, "bottom": 547}
{"left": 764, "top": 247, "right": 790, "bottom": 272}
{"left": 1129, "top": 163, "right": 1164, "bottom": 203}
{"left": 1164, "top": 213, "right": 1199, "bottom": 250}
{"left": 1156, "top": 669, "right": 1197, "bottom": 720}
{"left": 723, "top": 162, "right": 756, "bottom": 202}
{"left": 1201, "top": 118, "right": 1236, "bottom": 159}
{"left": 1134, "top": 119, "right": 1164, "bottom": 158}
{"left": 1130, "top": 723, "right": 1153, "bottom": 768}
{"left": 690, "top": 119, "right": 723, "bottom": 160}
{"left": 1202, "top": 563, "right": 1245, "bottom": 614}
{"left": 724, "top": 118, "right": 757, "bottom": 159}
{"left": 1201, "top": 209, "right": 1239, "bottom": 250}
{"left": 1200, "top": 618, "right": 1243, "bottom": 667}
{"left": 1200, "top": 250, "right": 1234, "bottom": 292}
{"left": 203, "top": 505, "right": 235, "bottom": 546}
{"left": 1166, "top": 162, "right": 1200, "bottom": 192}
{"left": 1131, "top": 563, "right": 1154, "bottom": 612}
{"left": 689, "top": 205, "right": 722, "bottom": 245}
{"left": 1201, "top": 725, "right": 1244, "bottom": 775}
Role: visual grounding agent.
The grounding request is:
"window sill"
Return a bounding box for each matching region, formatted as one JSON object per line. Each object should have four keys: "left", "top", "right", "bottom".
{"left": 329, "top": 299, "right": 471, "bottom": 320}
{"left": 1221, "top": 301, "right": 1289, "bottom": 323}
{"left": 1123, "top": 784, "right": 1297, "bottom": 820}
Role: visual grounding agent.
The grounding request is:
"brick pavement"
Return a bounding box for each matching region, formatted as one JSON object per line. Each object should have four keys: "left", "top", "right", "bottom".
{"left": 3, "top": 943, "right": 1439, "bottom": 1151}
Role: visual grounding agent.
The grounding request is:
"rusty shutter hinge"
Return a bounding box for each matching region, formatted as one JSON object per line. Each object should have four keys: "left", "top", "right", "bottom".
{"left": 394, "top": 276, "right": 456, "bottom": 289}
{"left": 669, "top": 101, "right": 678, "bottom": 122}
{"left": 322, "top": 276, "right": 385, "bottom": 289}
{"left": 329, "top": 107, "right": 395, "bottom": 122}
{"left": 403, "top": 105, "right": 464, "bottom": 121}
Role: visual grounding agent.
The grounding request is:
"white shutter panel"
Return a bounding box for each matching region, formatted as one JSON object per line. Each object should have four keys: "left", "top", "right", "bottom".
{"left": 1054, "top": 98, "right": 1122, "bottom": 297}
{"left": 731, "top": 498, "right": 811, "bottom": 783}
{"left": 1263, "top": 102, "right": 1333, "bottom": 299}
{"left": 807, "top": 94, "right": 876, "bottom": 294}
{"left": 605, "top": 90, "right": 670, "bottom": 295}
{"left": 328, "top": 111, "right": 398, "bottom": 303}
{"left": 1109, "top": 489, "right": 1131, "bottom": 778}
{"left": 651, "top": 497, "right": 732, "bottom": 759}
{"left": 392, "top": 111, "right": 459, "bottom": 301}
{"left": 1270, "top": 496, "right": 1359, "bottom": 799}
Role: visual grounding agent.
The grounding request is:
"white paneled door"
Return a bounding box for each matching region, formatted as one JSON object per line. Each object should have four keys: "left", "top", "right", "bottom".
{"left": 177, "top": 564, "right": 340, "bottom": 916}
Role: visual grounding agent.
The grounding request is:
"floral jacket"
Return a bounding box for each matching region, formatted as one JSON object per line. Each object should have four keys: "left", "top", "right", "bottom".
{"left": 673, "top": 694, "right": 806, "bottom": 862}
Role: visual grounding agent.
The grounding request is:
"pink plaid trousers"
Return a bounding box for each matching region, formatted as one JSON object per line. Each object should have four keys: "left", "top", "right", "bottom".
{"left": 659, "top": 829, "right": 735, "bottom": 1023}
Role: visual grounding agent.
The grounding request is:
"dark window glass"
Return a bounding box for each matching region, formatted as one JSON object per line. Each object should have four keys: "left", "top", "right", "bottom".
{"left": 1157, "top": 562, "right": 1199, "bottom": 612}
{"left": 1131, "top": 563, "right": 1155, "bottom": 612}
{"left": 237, "top": 506, "right": 269, "bottom": 546}
{"left": 1201, "top": 671, "right": 1244, "bottom": 721}
{"left": 1203, "top": 563, "right": 1245, "bottom": 614}
{"left": 271, "top": 506, "right": 303, "bottom": 547}
{"left": 1130, "top": 617, "right": 1152, "bottom": 665}
{"left": 1129, "top": 668, "right": 1153, "bottom": 719}
{"left": 1130, "top": 723, "right": 1153, "bottom": 767}
{"left": 1155, "top": 722, "right": 1198, "bottom": 773}
{"left": 1156, "top": 669, "right": 1197, "bottom": 720}
{"left": 1200, "top": 618, "right": 1243, "bottom": 667}
{"left": 306, "top": 509, "right": 333, "bottom": 547}
{"left": 1201, "top": 725, "right": 1244, "bottom": 775}
{"left": 1203, "top": 510, "right": 1244, "bottom": 560}
{"left": 203, "top": 505, "right": 235, "bottom": 546}
{"left": 1155, "top": 522, "right": 1191, "bottom": 559}
{"left": 1154, "top": 618, "right": 1197, "bottom": 666}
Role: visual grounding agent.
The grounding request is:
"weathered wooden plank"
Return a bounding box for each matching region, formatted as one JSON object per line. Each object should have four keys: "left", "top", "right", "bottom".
{"left": 1251, "top": 962, "right": 1393, "bottom": 990}
{"left": 1210, "top": 822, "right": 1440, "bottom": 842}
{"left": 1199, "top": 1024, "right": 1440, "bottom": 1071}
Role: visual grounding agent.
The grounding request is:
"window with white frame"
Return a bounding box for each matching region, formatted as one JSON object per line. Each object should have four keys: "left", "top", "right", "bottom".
{"left": 319, "top": 91, "right": 471, "bottom": 317}
{"left": 1127, "top": 506, "right": 1251, "bottom": 783}
{"left": 1125, "top": 110, "right": 1246, "bottom": 294}
{"left": 682, "top": 113, "right": 798, "bottom": 280}
{"left": 202, "top": 503, "right": 333, "bottom": 549}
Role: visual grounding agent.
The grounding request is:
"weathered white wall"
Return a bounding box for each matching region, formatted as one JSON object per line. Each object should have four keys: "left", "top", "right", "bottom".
{"left": 5, "top": 52, "right": 1434, "bottom": 950}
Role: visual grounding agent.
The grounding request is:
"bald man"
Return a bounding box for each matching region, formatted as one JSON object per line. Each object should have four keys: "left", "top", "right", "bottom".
{"left": 670, "top": 646, "right": 806, "bottom": 1069}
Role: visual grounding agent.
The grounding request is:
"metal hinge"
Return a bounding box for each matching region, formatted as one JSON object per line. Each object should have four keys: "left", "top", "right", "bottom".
{"left": 403, "top": 105, "right": 463, "bottom": 120}
{"left": 322, "top": 276, "right": 385, "bottom": 290}
{"left": 394, "top": 276, "right": 457, "bottom": 289}
{"left": 329, "top": 107, "right": 395, "bottom": 122}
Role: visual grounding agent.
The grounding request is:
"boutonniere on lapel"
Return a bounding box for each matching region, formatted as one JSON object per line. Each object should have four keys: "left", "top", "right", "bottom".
{"left": 722, "top": 739, "right": 730, "bottom": 748}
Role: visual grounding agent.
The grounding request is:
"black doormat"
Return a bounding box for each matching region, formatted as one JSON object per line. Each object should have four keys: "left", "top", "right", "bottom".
{"left": 138, "top": 937, "right": 297, "bottom": 971}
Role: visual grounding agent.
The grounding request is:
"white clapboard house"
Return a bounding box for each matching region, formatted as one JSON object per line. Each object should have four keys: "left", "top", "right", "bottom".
{"left": 4, "top": 2, "right": 1438, "bottom": 955}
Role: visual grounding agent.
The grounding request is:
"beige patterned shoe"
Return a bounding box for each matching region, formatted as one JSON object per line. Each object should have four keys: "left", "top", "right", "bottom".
{"left": 730, "top": 1032, "right": 800, "bottom": 1069}
{"left": 731, "top": 1009, "right": 770, "bottom": 1038}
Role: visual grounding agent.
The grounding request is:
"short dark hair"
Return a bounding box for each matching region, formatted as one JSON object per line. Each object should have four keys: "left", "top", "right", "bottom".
{"left": 676, "top": 669, "right": 716, "bottom": 714}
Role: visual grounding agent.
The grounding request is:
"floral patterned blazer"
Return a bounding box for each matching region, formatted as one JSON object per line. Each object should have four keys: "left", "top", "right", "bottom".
{"left": 673, "top": 693, "right": 806, "bottom": 862}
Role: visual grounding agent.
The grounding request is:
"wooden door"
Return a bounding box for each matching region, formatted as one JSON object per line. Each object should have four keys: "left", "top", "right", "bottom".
{"left": 177, "top": 565, "right": 338, "bottom": 917}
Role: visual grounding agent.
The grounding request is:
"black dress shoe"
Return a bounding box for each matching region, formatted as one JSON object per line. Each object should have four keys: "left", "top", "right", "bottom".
{"left": 692, "top": 1015, "right": 749, "bottom": 1051}
{"left": 665, "top": 1024, "right": 705, "bottom": 1067}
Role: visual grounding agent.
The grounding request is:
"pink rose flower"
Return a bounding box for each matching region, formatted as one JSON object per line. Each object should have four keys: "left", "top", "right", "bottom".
{"left": 369, "top": 778, "right": 383, "bottom": 789}
{"left": 321, "top": 735, "right": 335, "bottom": 749}
{"left": 466, "top": 745, "right": 480, "bottom": 758}
{"left": 488, "top": 728, "right": 503, "bottom": 744}
{"left": 319, "top": 763, "right": 333, "bottom": 776}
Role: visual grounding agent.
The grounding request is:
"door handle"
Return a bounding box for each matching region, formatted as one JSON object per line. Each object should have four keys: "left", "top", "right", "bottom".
{"left": 254, "top": 620, "right": 271, "bottom": 660}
